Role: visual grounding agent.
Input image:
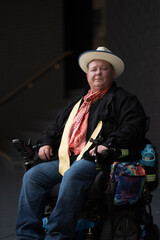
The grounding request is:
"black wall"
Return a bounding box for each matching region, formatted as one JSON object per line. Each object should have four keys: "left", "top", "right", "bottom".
{"left": 63, "top": 0, "right": 92, "bottom": 92}
{"left": 106, "top": 0, "right": 160, "bottom": 155}
{"left": 0, "top": 0, "right": 93, "bottom": 156}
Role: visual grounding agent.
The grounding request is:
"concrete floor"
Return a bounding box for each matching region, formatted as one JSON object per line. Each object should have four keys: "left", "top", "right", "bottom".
{"left": 0, "top": 156, "right": 159, "bottom": 240}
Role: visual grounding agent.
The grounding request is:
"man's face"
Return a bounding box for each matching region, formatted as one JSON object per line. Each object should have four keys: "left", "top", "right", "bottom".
{"left": 87, "top": 60, "right": 114, "bottom": 92}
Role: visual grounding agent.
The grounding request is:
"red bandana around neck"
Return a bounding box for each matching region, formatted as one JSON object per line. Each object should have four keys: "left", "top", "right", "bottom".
{"left": 68, "top": 86, "right": 111, "bottom": 155}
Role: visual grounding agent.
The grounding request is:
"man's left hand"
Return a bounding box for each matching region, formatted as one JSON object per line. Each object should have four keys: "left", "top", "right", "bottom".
{"left": 89, "top": 145, "right": 108, "bottom": 156}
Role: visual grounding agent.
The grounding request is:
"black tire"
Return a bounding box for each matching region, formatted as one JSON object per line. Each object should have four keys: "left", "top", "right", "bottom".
{"left": 145, "top": 224, "right": 160, "bottom": 240}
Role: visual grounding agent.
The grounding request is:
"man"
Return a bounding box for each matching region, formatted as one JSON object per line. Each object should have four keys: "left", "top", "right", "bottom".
{"left": 16, "top": 47, "right": 147, "bottom": 240}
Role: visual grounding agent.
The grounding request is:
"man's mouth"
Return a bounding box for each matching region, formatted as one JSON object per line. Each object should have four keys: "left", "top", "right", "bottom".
{"left": 95, "top": 80, "right": 103, "bottom": 83}
{"left": 95, "top": 78, "right": 102, "bottom": 81}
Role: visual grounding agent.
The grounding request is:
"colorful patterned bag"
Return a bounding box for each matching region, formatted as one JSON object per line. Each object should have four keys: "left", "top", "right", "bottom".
{"left": 110, "top": 161, "right": 146, "bottom": 205}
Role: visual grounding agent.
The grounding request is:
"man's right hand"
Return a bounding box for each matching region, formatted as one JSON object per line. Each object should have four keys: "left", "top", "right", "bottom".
{"left": 38, "top": 145, "right": 53, "bottom": 161}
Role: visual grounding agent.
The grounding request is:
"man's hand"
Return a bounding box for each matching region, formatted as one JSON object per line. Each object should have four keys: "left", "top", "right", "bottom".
{"left": 38, "top": 145, "right": 53, "bottom": 161}
{"left": 89, "top": 145, "right": 108, "bottom": 156}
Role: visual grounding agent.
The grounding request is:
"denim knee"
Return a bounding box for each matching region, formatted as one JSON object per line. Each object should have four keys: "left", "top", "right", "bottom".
{"left": 62, "top": 167, "right": 83, "bottom": 186}
{"left": 62, "top": 159, "right": 97, "bottom": 190}
{"left": 22, "top": 167, "right": 38, "bottom": 185}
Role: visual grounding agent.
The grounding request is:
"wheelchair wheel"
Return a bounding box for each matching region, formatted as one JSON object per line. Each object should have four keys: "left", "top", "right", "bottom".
{"left": 113, "top": 214, "right": 140, "bottom": 240}
{"left": 145, "top": 224, "right": 160, "bottom": 240}
{"left": 101, "top": 211, "right": 141, "bottom": 240}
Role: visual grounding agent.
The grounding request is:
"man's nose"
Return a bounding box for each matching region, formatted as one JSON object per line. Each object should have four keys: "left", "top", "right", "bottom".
{"left": 96, "top": 68, "right": 102, "bottom": 74}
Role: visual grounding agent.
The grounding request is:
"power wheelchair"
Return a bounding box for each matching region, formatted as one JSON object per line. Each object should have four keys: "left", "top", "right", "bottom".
{"left": 12, "top": 138, "right": 160, "bottom": 240}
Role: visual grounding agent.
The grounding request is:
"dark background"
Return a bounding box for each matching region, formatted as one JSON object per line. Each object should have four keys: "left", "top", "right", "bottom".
{"left": 0, "top": 0, "right": 159, "bottom": 239}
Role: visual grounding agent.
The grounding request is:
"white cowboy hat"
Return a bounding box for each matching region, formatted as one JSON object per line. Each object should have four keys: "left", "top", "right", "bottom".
{"left": 78, "top": 46, "right": 125, "bottom": 79}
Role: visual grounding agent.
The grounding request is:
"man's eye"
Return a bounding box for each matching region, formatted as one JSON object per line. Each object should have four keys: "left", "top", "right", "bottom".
{"left": 101, "top": 67, "right": 107, "bottom": 70}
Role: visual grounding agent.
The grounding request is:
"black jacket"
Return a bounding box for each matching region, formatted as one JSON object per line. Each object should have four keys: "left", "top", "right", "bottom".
{"left": 37, "top": 82, "right": 147, "bottom": 160}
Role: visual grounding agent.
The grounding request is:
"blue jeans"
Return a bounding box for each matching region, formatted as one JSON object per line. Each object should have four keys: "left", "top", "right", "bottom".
{"left": 16, "top": 158, "right": 97, "bottom": 240}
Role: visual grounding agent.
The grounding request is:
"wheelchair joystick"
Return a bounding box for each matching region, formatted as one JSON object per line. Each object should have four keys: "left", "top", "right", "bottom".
{"left": 12, "top": 138, "right": 35, "bottom": 171}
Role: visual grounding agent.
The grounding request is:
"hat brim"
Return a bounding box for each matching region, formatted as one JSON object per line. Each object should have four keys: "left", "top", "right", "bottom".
{"left": 78, "top": 50, "right": 125, "bottom": 79}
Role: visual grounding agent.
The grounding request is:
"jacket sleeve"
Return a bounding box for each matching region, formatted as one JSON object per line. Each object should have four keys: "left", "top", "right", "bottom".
{"left": 102, "top": 94, "right": 147, "bottom": 149}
